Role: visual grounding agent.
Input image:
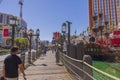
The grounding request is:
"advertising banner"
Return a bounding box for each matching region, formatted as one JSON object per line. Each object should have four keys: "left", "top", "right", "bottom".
{"left": 4, "top": 29, "right": 9, "bottom": 37}
{"left": 53, "top": 32, "right": 60, "bottom": 39}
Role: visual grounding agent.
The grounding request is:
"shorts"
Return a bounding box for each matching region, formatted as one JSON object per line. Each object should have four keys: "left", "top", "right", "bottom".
{"left": 6, "top": 77, "right": 18, "bottom": 80}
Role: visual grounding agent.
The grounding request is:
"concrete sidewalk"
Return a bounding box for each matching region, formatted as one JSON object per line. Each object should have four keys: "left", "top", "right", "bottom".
{"left": 19, "top": 51, "right": 71, "bottom": 80}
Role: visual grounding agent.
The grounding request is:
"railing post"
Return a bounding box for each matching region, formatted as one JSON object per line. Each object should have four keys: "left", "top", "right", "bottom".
{"left": 69, "top": 44, "right": 77, "bottom": 58}
{"left": 20, "top": 52, "right": 25, "bottom": 69}
{"left": 38, "top": 50, "right": 40, "bottom": 57}
{"left": 32, "top": 52, "right": 36, "bottom": 62}
{"left": 77, "top": 42, "right": 84, "bottom": 60}
{"left": 38, "top": 49, "right": 40, "bottom": 57}
{"left": 36, "top": 50, "right": 38, "bottom": 59}
{"left": 28, "top": 51, "right": 31, "bottom": 64}
{"left": 83, "top": 55, "right": 93, "bottom": 80}
{"left": 35, "top": 51, "right": 37, "bottom": 59}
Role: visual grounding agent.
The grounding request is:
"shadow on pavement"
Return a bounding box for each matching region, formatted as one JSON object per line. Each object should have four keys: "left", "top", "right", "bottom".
{"left": 31, "top": 64, "right": 48, "bottom": 66}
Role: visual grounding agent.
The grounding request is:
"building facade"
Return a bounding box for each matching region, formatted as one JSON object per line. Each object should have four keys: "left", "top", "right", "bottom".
{"left": 89, "top": 0, "right": 120, "bottom": 32}
{"left": 0, "top": 12, "right": 27, "bottom": 47}
{"left": 41, "top": 40, "right": 50, "bottom": 47}
{"left": 2, "top": 25, "right": 12, "bottom": 47}
{"left": 117, "top": 2, "right": 120, "bottom": 24}
{"left": 0, "top": 12, "right": 27, "bottom": 30}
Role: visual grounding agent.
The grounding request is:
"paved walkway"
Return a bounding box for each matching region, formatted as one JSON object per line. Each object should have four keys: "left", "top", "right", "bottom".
{"left": 19, "top": 51, "right": 71, "bottom": 80}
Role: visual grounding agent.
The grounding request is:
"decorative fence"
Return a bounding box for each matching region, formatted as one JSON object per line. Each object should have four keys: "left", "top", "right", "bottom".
{"left": 60, "top": 52, "right": 120, "bottom": 80}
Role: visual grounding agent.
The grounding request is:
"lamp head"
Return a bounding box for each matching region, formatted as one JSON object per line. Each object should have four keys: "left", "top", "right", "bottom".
{"left": 62, "top": 23, "right": 66, "bottom": 33}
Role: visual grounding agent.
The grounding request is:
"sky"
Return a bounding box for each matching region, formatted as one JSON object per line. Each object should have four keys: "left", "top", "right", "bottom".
{"left": 0, "top": 0, "right": 88, "bottom": 41}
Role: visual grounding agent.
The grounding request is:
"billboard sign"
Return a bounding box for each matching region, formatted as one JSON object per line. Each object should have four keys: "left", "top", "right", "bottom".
{"left": 53, "top": 32, "right": 60, "bottom": 39}
{"left": 4, "top": 29, "right": 9, "bottom": 37}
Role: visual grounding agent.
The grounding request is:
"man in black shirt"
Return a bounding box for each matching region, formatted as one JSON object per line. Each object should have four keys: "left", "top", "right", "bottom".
{"left": 2, "top": 47, "right": 26, "bottom": 80}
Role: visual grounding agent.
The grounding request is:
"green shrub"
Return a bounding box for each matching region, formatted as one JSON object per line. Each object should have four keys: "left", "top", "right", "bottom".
{"left": 0, "top": 49, "right": 9, "bottom": 53}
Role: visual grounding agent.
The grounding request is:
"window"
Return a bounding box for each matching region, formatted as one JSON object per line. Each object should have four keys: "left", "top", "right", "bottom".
{"left": 7, "top": 16, "right": 9, "bottom": 24}
{"left": 0, "top": 34, "right": 2, "bottom": 43}
{"left": 100, "top": 0, "right": 103, "bottom": 12}
{"left": 94, "top": 0, "right": 98, "bottom": 15}
{"left": 9, "top": 28, "right": 12, "bottom": 37}
{"left": 0, "top": 14, "right": 3, "bottom": 23}
{"left": 117, "top": 0, "right": 120, "bottom": 3}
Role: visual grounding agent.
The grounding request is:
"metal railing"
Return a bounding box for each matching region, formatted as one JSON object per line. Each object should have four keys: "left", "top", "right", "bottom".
{"left": 60, "top": 52, "right": 120, "bottom": 80}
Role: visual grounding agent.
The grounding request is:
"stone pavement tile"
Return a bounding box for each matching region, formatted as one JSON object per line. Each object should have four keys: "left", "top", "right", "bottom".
{"left": 19, "top": 73, "right": 69, "bottom": 80}
{"left": 19, "top": 51, "right": 71, "bottom": 80}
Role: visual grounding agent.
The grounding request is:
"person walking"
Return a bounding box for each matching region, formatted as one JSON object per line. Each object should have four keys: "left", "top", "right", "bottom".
{"left": 43, "top": 47, "right": 47, "bottom": 56}
{"left": 51, "top": 47, "right": 54, "bottom": 54}
{"left": 2, "top": 47, "right": 26, "bottom": 80}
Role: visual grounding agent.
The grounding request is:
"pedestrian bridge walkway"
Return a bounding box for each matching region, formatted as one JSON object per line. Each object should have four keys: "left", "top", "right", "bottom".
{"left": 19, "top": 51, "right": 72, "bottom": 80}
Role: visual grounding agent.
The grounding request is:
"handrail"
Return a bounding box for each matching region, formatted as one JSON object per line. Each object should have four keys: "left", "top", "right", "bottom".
{"left": 60, "top": 52, "right": 120, "bottom": 80}
{"left": 83, "top": 62, "right": 120, "bottom": 80}
{"left": 63, "top": 60, "right": 81, "bottom": 80}
{"left": 61, "top": 53, "right": 83, "bottom": 63}
{"left": 61, "top": 55, "right": 95, "bottom": 80}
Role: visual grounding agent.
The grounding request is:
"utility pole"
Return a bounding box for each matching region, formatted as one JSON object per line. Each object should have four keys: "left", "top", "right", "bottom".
{"left": 28, "top": 34, "right": 32, "bottom": 64}
{"left": 11, "top": 26, "right": 15, "bottom": 46}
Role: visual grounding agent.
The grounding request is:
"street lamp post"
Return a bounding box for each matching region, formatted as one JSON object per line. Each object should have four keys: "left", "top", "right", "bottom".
{"left": 10, "top": 16, "right": 19, "bottom": 46}
{"left": 28, "top": 30, "right": 33, "bottom": 64}
{"left": 62, "top": 23, "right": 66, "bottom": 40}
{"left": 26, "top": 29, "right": 40, "bottom": 64}
{"left": 38, "top": 38, "right": 40, "bottom": 57}
{"left": 36, "top": 38, "right": 38, "bottom": 58}
{"left": 62, "top": 23, "right": 67, "bottom": 53}
{"left": 66, "top": 21, "right": 72, "bottom": 48}
{"left": 36, "top": 29, "right": 40, "bottom": 58}
{"left": 61, "top": 21, "right": 72, "bottom": 55}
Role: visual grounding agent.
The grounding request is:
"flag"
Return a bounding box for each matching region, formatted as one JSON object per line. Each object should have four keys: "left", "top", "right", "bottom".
{"left": 53, "top": 32, "right": 60, "bottom": 39}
